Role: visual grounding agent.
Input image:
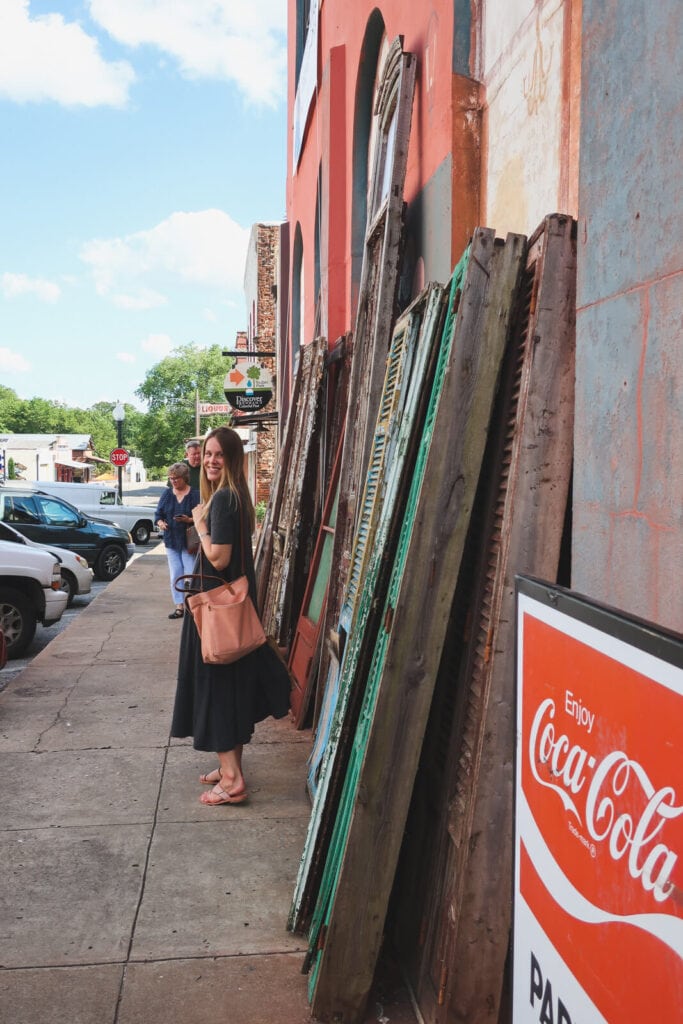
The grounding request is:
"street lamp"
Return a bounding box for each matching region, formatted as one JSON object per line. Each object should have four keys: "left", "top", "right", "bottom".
{"left": 112, "top": 401, "right": 125, "bottom": 499}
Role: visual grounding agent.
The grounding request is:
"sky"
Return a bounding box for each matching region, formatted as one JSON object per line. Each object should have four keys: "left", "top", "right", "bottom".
{"left": 0, "top": 0, "right": 287, "bottom": 412}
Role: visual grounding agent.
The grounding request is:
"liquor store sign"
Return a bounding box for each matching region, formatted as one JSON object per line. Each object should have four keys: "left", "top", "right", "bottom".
{"left": 513, "top": 578, "right": 682, "bottom": 1024}
{"left": 223, "top": 357, "right": 273, "bottom": 413}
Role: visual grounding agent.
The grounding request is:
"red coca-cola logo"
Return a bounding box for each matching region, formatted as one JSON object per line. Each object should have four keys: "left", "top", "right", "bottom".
{"left": 529, "top": 697, "right": 682, "bottom": 910}
{"left": 517, "top": 606, "right": 683, "bottom": 1023}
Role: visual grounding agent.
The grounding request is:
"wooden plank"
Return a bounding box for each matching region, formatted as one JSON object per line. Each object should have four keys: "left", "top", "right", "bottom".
{"left": 439, "top": 214, "right": 576, "bottom": 1022}
{"left": 308, "top": 230, "right": 527, "bottom": 1023}
{"left": 260, "top": 336, "right": 326, "bottom": 644}
{"left": 321, "top": 39, "right": 416, "bottom": 675}
{"left": 288, "top": 431, "right": 344, "bottom": 726}
{"left": 254, "top": 338, "right": 310, "bottom": 613}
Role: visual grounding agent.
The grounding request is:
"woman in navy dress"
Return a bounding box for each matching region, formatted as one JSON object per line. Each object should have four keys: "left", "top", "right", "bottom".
{"left": 171, "top": 426, "right": 291, "bottom": 806}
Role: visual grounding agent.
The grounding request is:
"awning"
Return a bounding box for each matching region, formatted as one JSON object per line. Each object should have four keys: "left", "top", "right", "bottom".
{"left": 55, "top": 459, "right": 90, "bottom": 471}
{"left": 84, "top": 454, "right": 109, "bottom": 463}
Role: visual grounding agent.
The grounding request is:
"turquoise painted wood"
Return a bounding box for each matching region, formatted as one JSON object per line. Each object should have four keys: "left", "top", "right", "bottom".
{"left": 305, "top": 253, "right": 471, "bottom": 991}
{"left": 289, "top": 277, "right": 455, "bottom": 931}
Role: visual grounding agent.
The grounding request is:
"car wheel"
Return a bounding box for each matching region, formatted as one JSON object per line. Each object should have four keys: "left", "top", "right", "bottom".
{"left": 95, "top": 545, "right": 126, "bottom": 581}
{"left": 0, "top": 588, "right": 37, "bottom": 658}
{"left": 132, "top": 521, "right": 151, "bottom": 545}
{"left": 60, "top": 570, "right": 77, "bottom": 607}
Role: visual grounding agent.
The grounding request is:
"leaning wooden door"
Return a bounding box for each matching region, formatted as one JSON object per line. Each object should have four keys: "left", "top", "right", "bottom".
{"left": 288, "top": 434, "right": 343, "bottom": 726}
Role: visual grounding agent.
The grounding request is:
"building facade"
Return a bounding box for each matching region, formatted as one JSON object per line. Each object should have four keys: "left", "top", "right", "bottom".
{"left": 283, "top": 0, "right": 681, "bottom": 634}
{"left": 270, "top": 0, "right": 682, "bottom": 1019}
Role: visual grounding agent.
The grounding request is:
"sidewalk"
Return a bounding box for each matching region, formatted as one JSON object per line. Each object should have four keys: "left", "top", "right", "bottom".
{"left": 0, "top": 546, "right": 416, "bottom": 1024}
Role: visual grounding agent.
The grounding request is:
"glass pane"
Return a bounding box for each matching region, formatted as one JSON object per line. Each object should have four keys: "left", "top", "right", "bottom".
{"left": 38, "top": 496, "right": 80, "bottom": 525}
{"left": 6, "top": 496, "right": 40, "bottom": 524}
{"left": 328, "top": 483, "right": 340, "bottom": 530}
{"left": 306, "top": 532, "right": 333, "bottom": 625}
{"left": 379, "top": 107, "right": 398, "bottom": 206}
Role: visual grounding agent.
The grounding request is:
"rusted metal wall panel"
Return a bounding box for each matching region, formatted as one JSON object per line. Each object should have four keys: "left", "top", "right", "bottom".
{"left": 574, "top": 0, "right": 683, "bottom": 631}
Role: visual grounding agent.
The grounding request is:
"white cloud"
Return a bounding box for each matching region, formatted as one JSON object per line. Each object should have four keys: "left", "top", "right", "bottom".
{"left": 116, "top": 352, "right": 137, "bottom": 364}
{"left": 141, "top": 333, "right": 174, "bottom": 357}
{"left": 0, "top": 346, "right": 31, "bottom": 373}
{"left": 88, "top": 0, "right": 286, "bottom": 106}
{"left": 2, "top": 272, "right": 61, "bottom": 303}
{"left": 80, "top": 209, "right": 250, "bottom": 307}
{"left": 0, "top": 0, "right": 135, "bottom": 107}
{"left": 203, "top": 308, "right": 218, "bottom": 323}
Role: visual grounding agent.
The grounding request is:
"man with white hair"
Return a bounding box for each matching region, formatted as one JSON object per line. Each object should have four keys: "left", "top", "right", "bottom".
{"left": 167, "top": 439, "right": 202, "bottom": 490}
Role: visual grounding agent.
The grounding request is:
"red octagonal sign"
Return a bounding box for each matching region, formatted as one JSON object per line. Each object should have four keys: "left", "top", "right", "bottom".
{"left": 110, "top": 447, "right": 130, "bottom": 466}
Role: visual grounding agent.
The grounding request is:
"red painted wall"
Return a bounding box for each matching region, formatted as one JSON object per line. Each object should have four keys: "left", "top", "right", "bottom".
{"left": 286, "top": 0, "right": 456, "bottom": 353}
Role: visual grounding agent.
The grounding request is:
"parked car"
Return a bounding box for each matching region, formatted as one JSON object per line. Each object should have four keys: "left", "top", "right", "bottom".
{"left": 0, "top": 521, "right": 93, "bottom": 606}
{"left": 0, "top": 539, "right": 68, "bottom": 657}
{"left": 2, "top": 481, "right": 157, "bottom": 545}
{"left": 0, "top": 488, "right": 135, "bottom": 581}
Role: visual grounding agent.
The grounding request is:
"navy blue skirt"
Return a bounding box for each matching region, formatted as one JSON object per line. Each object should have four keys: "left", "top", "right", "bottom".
{"left": 171, "top": 610, "right": 292, "bottom": 752}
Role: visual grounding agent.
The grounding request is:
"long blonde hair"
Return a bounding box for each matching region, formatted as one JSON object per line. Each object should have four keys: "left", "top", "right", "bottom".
{"left": 199, "top": 427, "right": 255, "bottom": 532}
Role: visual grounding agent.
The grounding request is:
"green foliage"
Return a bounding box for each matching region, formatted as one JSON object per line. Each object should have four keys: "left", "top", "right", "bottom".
{"left": 134, "top": 343, "right": 232, "bottom": 468}
{"left": 8, "top": 457, "right": 16, "bottom": 479}
{"left": 0, "top": 345, "right": 233, "bottom": 477}
{"left": 246, "top": 365, "right": 261, "bottom": 381}
{"left": 255, "top": 500, "right": 267, "bottom": 524}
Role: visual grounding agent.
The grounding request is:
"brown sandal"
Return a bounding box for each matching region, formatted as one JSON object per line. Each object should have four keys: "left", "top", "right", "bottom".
{"left": 199, "top": 783, "right": 248, "bottom": 806}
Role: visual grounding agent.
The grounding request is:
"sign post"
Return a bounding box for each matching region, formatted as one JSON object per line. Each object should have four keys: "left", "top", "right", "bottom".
{"left": 109, "top": 447, "right": 129, "bottom": 501}
{"left": 514, "top": 578, "right": 683, "bottom": 1023}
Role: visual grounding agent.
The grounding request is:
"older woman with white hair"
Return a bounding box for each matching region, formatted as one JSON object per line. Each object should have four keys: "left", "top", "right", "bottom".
{"left": 154, "top": 461, "right": 201, "bottom": 618}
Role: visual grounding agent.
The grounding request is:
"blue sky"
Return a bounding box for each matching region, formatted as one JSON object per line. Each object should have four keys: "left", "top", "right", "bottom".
{"left": 0, "top": 0, "right": 287, "bottom": 411}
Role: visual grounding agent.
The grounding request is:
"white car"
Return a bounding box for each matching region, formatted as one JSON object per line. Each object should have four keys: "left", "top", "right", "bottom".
{"left": 0, "top": 520, "right": 93, "bottom": 606}
{"left": 0, "top": 539, "right": 68, "bottom": 657}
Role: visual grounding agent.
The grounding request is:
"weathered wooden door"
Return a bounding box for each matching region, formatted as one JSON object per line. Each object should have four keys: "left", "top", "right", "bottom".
{"left": 320, "top": 36, "right": 416, "bottom": 685}
{"left": 288, "top": 433, "right": 343, "bottom": 726}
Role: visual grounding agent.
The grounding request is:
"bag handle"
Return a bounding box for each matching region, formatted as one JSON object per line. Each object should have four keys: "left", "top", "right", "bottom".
{"left": 174, "top": 572, "right": 230, "bottom": 595}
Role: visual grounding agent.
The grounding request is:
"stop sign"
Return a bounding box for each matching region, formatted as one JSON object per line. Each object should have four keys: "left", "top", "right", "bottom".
{"left": 110, "top": 447, "right": 130, "bottom": 466}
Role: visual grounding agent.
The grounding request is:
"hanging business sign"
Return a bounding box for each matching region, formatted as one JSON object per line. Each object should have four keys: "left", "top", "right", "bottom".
{"left": 223, "top": 357, "right": 273, "bottom": 413}
{"left": 198, "top": 402, "right": 231, "bottom": 416}
{"left": 513, "top": 577, "right": 683, "bottom": 1024}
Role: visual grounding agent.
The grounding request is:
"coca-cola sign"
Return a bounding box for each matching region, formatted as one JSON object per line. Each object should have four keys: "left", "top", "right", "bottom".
{"left": 513, "top": 578, "right": 683, "bottom": 1024}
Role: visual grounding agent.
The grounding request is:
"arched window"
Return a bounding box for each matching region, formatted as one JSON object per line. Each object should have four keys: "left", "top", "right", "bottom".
{"left": 350, "top": 11, "right": 386, "bottom": 313}
{"left": 295, "top": 0, "right": 312, "bottom": 85}
{"left": 292, "top": 223, "right": 304, "bottom": 373}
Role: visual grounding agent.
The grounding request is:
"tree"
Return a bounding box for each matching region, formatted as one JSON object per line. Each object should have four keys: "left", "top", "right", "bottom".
{"left": 135, "top": 343, "right": 232, "bottom": 469}
{"left": 0, "top": 386, "right": 21, "bottom": 431}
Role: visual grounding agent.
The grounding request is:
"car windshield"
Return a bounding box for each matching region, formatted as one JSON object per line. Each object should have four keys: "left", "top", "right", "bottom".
{"left": 35, "top": 496, "right": 81, "bottom": 526}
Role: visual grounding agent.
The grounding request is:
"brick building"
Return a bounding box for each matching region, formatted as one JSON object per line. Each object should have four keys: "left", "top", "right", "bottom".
{"left": 242, "top": 222, "right": 280, "bottom": 507}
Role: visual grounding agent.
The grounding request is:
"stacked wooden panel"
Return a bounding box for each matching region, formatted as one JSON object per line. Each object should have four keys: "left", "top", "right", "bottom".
{"left": 257, "top": 335, "right": 327, "bottom": 646}
{"left": 305, "top": 229, "right": 527, "bottom": 1022}
{"left": 289, "top": 276, "right": 453, "bottom": 933}
{"left": 320, "top": 39, "right": 416, "bottom": 699}
{"left": 390, "top": 213, "right": 576, "bottom": 1024}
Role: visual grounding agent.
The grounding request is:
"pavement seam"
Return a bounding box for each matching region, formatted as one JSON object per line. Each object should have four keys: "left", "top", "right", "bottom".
{"left": 113, "top": 735, "right": 171, "bottom": 1024}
